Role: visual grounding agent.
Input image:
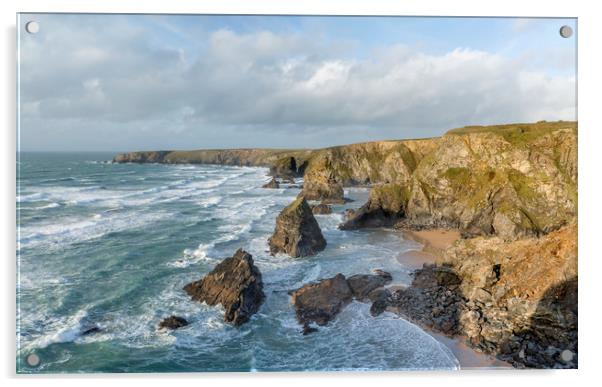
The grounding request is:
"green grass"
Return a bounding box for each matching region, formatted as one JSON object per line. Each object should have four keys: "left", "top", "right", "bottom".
{"left": 446, "top": 121, "right": 577, "bottom": 146}
{"left": 507, "top": 170, "right": 539, "bottom": 202}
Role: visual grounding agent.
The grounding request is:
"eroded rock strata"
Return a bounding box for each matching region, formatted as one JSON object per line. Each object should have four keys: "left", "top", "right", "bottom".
{"left": 341, "top": 123, "right": 577, "bottom": 239}
{"left": 268, "top": 197, "right": 326, "bottom": 257}
{"left": 388, "top": 221, "right": 577, "bottom": 368}
{"left": 183, "top": 249, "right": 265, "bottom": 326}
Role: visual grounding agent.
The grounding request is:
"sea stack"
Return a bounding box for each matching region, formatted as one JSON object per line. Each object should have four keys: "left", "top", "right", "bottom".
{"left": 268, "top": 197, "right": 327, "bottom": 257}
{"left": 183, "top": 249, "right": 265, "bottom": 326}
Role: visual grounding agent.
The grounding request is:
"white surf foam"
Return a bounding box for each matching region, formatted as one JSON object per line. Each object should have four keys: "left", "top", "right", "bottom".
{"left": 18, "top": 210, "right": 170, "bottom": 250}
{"left": 26, "top": 309, "right": 89, "bottom": 349}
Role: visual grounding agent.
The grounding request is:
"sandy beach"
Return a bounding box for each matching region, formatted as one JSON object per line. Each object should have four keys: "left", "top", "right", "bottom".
{"left": 395, "top": 228, "right": 512, "bottom": 369}
{"left": 396, "top": 228, "right": 460, "bottom": 268}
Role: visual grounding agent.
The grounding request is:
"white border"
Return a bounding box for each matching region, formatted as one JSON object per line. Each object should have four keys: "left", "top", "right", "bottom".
{"left": 2, "top": 1, "right": 601, "bottom": 386}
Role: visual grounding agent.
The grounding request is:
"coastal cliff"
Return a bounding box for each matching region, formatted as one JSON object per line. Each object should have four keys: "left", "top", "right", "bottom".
{"left": 115, "top": 120, "right": 578, "bottom": 367}
{"left": 388, "top": 221, "right": 577, "bottom": 368}
{"left": 113, "top": 148, "right": 314, "bottom": 170}
{"left": 115, "top": 122, "right": 576, "bottom": 241}
{"left": 339, "top": 121, "right": 577, "bottom": 239}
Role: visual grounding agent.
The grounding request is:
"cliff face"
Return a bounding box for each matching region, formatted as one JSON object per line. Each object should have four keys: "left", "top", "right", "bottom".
{"left": 388, "top": 221, "right": 577, "bottom": 368}
{"left": 303, "top": 139, "right": 438, "bottom": 186}
{"left": 405, "top": 126, "right": 577, "bottom": 239}
{"left": 340, "top": 122, "right": 577, "bottom": 239}
{"left": 113, "top": 148, "right": 313, "bottom": 168}
{"left": 114, "top": 122, "right": 577, "bottom": 241}
{"left": 114, "top": 122, "right": 576, "bottom": 242}
{"left": 439, "top": 221, "right": 577, "bottom": 367}
{"left": 299, "top": 139, "right": 437, "bottom": 202}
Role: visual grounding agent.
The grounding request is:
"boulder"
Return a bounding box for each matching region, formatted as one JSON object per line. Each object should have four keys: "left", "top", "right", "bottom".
{"left": 370, "top": 299, "right": 388, "bottom": 317}
{"left": 346, "top": 271, "right": 392, "bottom": 300}
{"left": 183, "top": 249, "right": 265, "bottom": 326}
{"left": 291, "top": 274, "right": 353, "bottom": 326}
{"left": 158, "top": 315, "right": 189, "bottom": 330}
{"left": 262, "top": 177, "right": 280, "bottom": 189}
{"left": 411, "top": 265, "right": 461, "bottom": 289}
{"left": 343, "top": 208, "right": 356, "bottom": 219}
{"left": 372, "top": 269, "right": 393, "bottom": 282}
{"left": 80, "top": 324, "right": 101, "bottom": 336}
{"left": 310, "top": 203, "right": 332, "bottom": 215}
{"left": 268, "top": 197, "right": 327, "bottom": 257}
{"left": 302, "top": 325, "right": 319, "bottom": 335}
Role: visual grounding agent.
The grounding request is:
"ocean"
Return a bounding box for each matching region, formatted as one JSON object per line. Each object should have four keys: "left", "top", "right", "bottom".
{"left": 16, "top": 152, "right": 459, "bottom": 372}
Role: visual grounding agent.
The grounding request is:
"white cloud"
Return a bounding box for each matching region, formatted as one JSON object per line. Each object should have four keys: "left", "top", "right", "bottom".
{"left": 18, "top": 15, "right": 576, "bottom": 151}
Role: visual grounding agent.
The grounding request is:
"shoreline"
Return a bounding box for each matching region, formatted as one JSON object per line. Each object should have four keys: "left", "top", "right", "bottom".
{"left": 395, "top": 227, "right": 511, "bottom": 369}
{"left": 395, "top": 228, "right": 460, "bottom": 269}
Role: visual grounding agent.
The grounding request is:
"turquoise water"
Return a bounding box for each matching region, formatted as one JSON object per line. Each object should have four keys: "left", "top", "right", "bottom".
{"left": 16, "top": 152, "right": 458, "bottom": 373}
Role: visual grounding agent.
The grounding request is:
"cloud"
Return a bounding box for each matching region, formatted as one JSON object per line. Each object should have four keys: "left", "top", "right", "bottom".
{"left": 18, "top": 15, "right": 576, "bottom": 151}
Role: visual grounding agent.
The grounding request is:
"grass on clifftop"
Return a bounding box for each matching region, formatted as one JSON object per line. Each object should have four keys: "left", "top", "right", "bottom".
{"left": 446, "top": 121, "right": 577, "bottom": 145}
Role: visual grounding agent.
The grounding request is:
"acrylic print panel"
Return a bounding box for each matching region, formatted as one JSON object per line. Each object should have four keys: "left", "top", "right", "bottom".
{"left": 16, "top": 13, "right": 577, "bottom": 373}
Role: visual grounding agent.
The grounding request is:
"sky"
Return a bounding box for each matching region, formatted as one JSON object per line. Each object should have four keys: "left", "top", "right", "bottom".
{"left": 18, "top": 14, "right": 577, "bottom": 151}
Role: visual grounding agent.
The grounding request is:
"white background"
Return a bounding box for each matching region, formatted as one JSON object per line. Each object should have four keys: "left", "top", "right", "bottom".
{"left": 1, "top": 0, "right": 601, "bottom": 386}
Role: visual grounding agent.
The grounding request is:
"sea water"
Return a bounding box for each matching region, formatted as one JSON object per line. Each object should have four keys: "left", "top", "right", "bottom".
{"left": 16, "top": 152, "right": 458, "bottom": 372}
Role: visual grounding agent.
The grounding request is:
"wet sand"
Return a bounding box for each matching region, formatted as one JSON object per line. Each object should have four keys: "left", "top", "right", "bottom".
{"left": 428, "top": 330, "right": 512, "bottom": 369}
{"left": 395, "top": 228, "right": 512, "bottom": 369}
{"left": 397, "top": 228, "right": 460, "bottom": 267}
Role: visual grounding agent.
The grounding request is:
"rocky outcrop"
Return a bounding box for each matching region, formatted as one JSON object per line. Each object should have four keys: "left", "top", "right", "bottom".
{"left": 300, "top": 156, "right": 345, "bottom": 203}
{"left": 302, "top": 139, "right": 437, "bottom": 186}
{"left": 404, "top": 124, "right": 577, "bottom": 239}
{"left": 158, "top": 316, "right": 189, "bottom": 330}
{"left": 262, "top": 177, "right": 280, "bottom": 189}
{"left": 291, "top": 274, "right": 353, "bottom": 327}
{"left": 310, "top": 203, "right": 332, "bottom": 215}
{"left": 268, "top": 197, "right": 327, "bottom": 257}
{"left": 113, "top": 151, "right": 171, "bottom": 163}
{"left": 183, "top": 249, "right": 265, "bottom": 326}
{"left": 269, "top": 156, "right": 299, "bottom": 178}
{"left": 388, "top": 221, "right": 577, "bottom": 368}
{"left": 346, "top": 270, "right": 392, "bottom": 300}
{"left": 442, "top": 221, "right": 577, "bottom": 368}
{"left": 389, "top": 265, "right": 465, "bottom": 336}
{"left": 114, "top": 148, "right": 313, "bottom": 169}
{"left": 339, "top": 184, "right": 408, "bottom": 229}
{"left": 291, "top": 270, "right": 393, "bottom": 330}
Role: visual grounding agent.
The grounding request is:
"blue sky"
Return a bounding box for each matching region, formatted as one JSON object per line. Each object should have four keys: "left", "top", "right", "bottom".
{"left": 18, "top": 14, "right": 576, "bottom": 151}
